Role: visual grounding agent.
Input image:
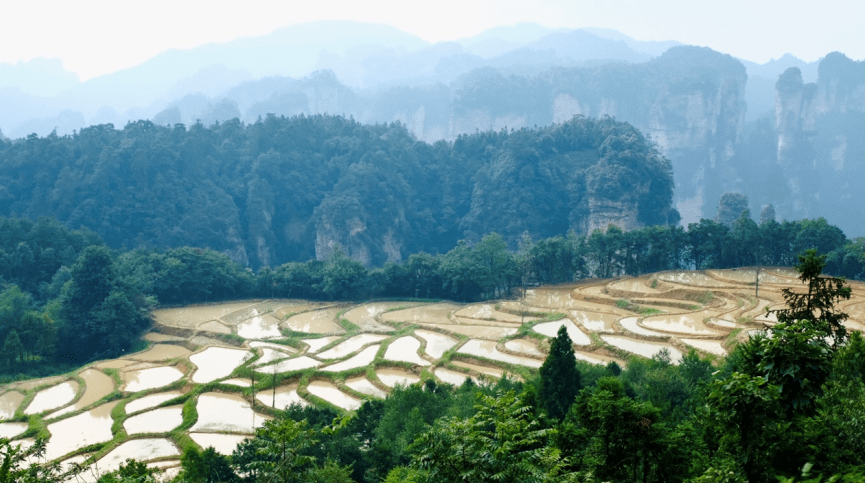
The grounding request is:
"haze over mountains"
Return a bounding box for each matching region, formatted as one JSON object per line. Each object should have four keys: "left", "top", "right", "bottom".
{"left": 0, "top": 21, "right": 813, "bottom": 135}
{"left": 2, "top": 21, "right": 862, "bottom": 241}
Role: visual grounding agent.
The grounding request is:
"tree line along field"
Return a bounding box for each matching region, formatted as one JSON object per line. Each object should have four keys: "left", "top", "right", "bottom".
{"left": 0, "top": 253, "right": 864, "bottom": 482}
{"left": 0, "top": 211, "right": 862, "bottom": 378}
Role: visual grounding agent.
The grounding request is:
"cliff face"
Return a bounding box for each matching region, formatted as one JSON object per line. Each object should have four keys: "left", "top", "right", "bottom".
{"left": 386, "top": 47, "right": 746, "bottom": 225}
{"left": 305, "top": 117, "right": 675, "bottom": 267}
{"left": 769, "top": 53, "right": 865, "bottom": 233}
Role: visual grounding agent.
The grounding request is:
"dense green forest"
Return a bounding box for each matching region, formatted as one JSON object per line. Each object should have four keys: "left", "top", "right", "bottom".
{"left": 4, "top": 251, "right": 865, "bottom": 482}
{"left": 0, "top": 115, "right": 677, "bottom": 268}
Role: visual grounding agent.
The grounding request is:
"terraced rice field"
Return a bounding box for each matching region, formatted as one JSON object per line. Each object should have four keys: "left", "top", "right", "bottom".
{"left": 2, "top": 270, "right": 864, "bottom": 480}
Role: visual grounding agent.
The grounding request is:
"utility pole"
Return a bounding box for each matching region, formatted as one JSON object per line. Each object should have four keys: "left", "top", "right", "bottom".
{"left": 755, "top": 264, "right": 760, "bottom": 298}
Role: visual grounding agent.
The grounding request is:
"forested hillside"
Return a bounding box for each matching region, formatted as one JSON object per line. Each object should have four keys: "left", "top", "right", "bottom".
{"left": 0, "top": 115, "right": 676, "bottom": 268}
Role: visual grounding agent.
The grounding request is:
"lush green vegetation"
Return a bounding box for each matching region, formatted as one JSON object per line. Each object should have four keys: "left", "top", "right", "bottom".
{"left": 0, "top": 114, "right": 677, "bottom": 269}
{"left": 1, "top": 209, "right": 863, "bottom": 380}
{"left": 4, "top": 253, "right": 864, "bottom": 483}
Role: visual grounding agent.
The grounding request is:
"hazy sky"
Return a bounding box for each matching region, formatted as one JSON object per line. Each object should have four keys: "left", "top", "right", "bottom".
{"left": 3, "top": 0, "right": 863, "bottom": 80}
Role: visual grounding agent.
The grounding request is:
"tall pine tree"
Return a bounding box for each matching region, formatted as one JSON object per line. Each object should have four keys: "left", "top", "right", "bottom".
{"left": 539, "top": 325, "right": 582, "bottom": 421}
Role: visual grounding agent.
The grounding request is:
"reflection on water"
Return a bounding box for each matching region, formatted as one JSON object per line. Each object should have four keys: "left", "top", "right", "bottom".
{"left": 342, "top": 303, "right": 405, "bottom": 331}
{"left": 318, "top": 334, "right": 387, "bottom": 359}
{"left": 125, "top": 391, "right": 183, "bottom": 414}
{"left": 533, "top": 320, "right": 591, "bottom": 345}
{"left": 377, "top": 369, "right": 421, "bottom": 388}
{"left": 237, "top": 315, "right": 282, "bottom": 339}
{"left": 307, "top": 381, "right": 362, "bottom": 410}
{"left": 191, "top": 393, "right": 270, "bottom": 433}
{"left": 383, "top": 337, "right": 429, "bottom": 366}
{"left": 256, "top": 385, "right": 307, "bottom": 409}
{"left": 49, "top": 369, "right": 114, "bottom": 418}
{"left": 126, "top": 344, "right": 191, "bottom": 362}
{"left": 124, "top": 405, "right": 183, "bottom": 434}
{"left": 600, "top": 335, "right": 684, "bottom": 364}
{"left": 322, "top": 345, "right": 379, "bottom": 372}
{"left": 25, "top": 381, "right": 78, "bottom": 415}
{"left": 451, "top": 361, "right": 504, "bottom": 379}
{"left": 381, "top": 303, "right": 460, "bottom": 324}
{"left": 93, "top": 439, "right": 180, "bottom": 475}
{"left": 254, "top": 356, "right": 321, "bottom": 374}
{"left": 0, "top": 422, "right": 27, "bottom": 439}
{"left": 44, "top": 401, "right": 117, "bottom": 461}
{"left": 189, "top": 433, "right": 250, "bottom": 456}
{"left": 190, "top": 347, "right": 252, "bottom": 383}
{"left": 434, "top": 368, "right": 473, "bottom": 386}
{"left": 504, "top": 338, "right": 544, "bottom": 357}
{"left": 458, "top": 340, "right": 542, "bottom": 368}
{"left": 123, "top": 366, "right": 184, "bottom": 393}
{"left": 641, "top": 311, "right": 722, "bottom": 335}
{"left": 423, "top": 323, "right": 517, "bottom": 339}
{"left": 302, "top": 336, "right": 341, "bottom": 353}
{"left": 414, "top": 330, "right": 457, "bottom": 359}
{"left": 0, "top": 391, "right": 23, "bottom": 420}
{"left": 345, "top": 377, "right": 387, "bottom": 398}
{"left": 283, "top": 308, "right": 344, "bottom": 333}
{"left": 619, "top": 317, "right": 665, "bottom": 337}
{"left": 680, "top": 339, "right": 727, "bottom": 356}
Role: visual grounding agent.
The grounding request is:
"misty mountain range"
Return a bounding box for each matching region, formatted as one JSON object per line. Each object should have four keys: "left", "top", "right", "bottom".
{"left": 2, "top": 21, "right": 861, "bottom": 240}
{"left": 0, "top": 21, "right": 816, "bottom": 137}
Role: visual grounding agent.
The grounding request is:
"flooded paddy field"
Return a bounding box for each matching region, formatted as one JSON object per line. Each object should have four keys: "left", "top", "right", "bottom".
{"left": 189, "top": 433, "right": 249, "bottom": 456}
{"left": 191, "top": 393, "right": 270, "bottom": 433}
{"left": 641, "top": 311, "right": 724, "bottom": 336}
{"left": 455, "top": 304, "right": 538, "bottom": 323}
{"left": 47, "top": 369, "right": 115, "bottom": 418}
{"left": 380, "top": 303, "right": 461, "bottom": 324}
{"left": 457, "top": 340, "right": 542, "bottom": 368}
{"left": 153, "top": 303, "right": 255, "bottom": 329}
{"left": 570, "top": 311, "right": 619, "bottom": 333}
{"left": 376, "top": 369, "right": 421, "bottom": 388}
{"left": 384, "top": 337, "right": 430, "bottom": 365}
{"left": 123, "top": 366, "right": 184, "bottom": 392}
{"left": 283, "top": 307, "right": 345, "bottom": 333}
{"left": 25, "top": 381, "right": 79, "bottom": 414}
{"left": 43, "top": 401, "right": 117, "bottom": 461}
{"left": 126, "top": 344, "right": 191, "bottom": 362}
{"left": 0, "top": 422, "right": 27, "bottom": 439}
{"left": 322, "top": 345, "right": 380, "bottom": 372}
{"left": 414, "top": 330, "right": 458, "bottom": 359}
{"left": 343, "top": 302, "right": 413, "bottom": 331}
{"left": 600, "top": 335, "right": 685, "bottom": 363}
{"left": 307, "top": 381, "right": 362, "bottom": 410}
{"left": 345, "top": 377, "right": 388, "bottom": 398}
{"left": 5, "top": 267, "right": 864, "bottom": 467}
{"left": 533, "top": 319, "right": 591, "bottom": 345}
{"left": 189, "top": 347, "right": 252, "bottom": 383}
{"left": 125, "top": 392, "right": 184, "bottom": 414}
{"left": 425, "top": 323, "right": 518, "bottom": 339}
{"left": 253, "top": 348, "right": 294, "bottom": 366}
{"left": 124, "top": 406, "right": 183, "bottom": 434}
{"left": 0, "top": 391, "right": 24, "bottom": 419}
{"left": 256, "top": 385, "right": 307, "bottom": 409}
{"left": 254, "top": 355, "right": 322, "bottom": 374}
{"left": 451, "top": 360, "right": 506, "bottom": 379}
{"left": 434, "top": 368, "right": 474, "bottom": 386}
{"left": 504, "top": 338, "right": 544, "bottom": 357}
{"left": 318, "top": 334, "right": 388, "bottom": 359}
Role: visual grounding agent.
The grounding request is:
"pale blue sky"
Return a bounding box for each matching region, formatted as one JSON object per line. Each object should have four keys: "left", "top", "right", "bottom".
{"left": 3, "top": 0, "right": 863, "bottom": 80}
